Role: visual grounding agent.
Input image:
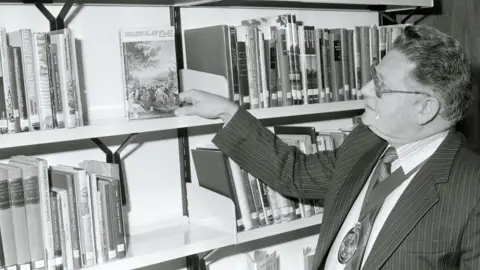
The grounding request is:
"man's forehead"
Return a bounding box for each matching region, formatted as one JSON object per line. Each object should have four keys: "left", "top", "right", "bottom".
{"left": 377, "top": 50, "right": 416, "bottom": 82}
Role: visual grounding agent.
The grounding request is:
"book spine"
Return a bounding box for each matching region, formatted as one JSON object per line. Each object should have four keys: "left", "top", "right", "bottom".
{"left": 64, "top": 177, "right": 81, "bottom": 269}
{"left": 22, "top": 168, "right": 45, "bottom": 270}
{"left": 229, "top": 27, "right": 240, "bottom": 105}
{"left": 109, "top": 179, "right": 126, "bottom": 259}
{"left": 329, "top": 31, "right": 344, "bottom": 102}
{"left": 315, "top": 29, "right": 326, "bottom": 103}
{"left": 306, "top": 26, "right": 318, "bottom": 104}
{"left": 6, "top": 46, "right": 21, "bottom": 133}
{"left": 32, "top": 33, "right": 54, "bottom": 130}
{"left": 97, "top": 184, "right": 111, "bottom": 262}
{"left": 0, "top": 32, "right": 9, "bottom": 134}
{"left": 298, "top": 25, "right": 307, "bottom": 105}
{"left": 12, "top": 47, "right": 29, "bottom": 131}
{"left": 100, "top": 182, "right": 116, "bottom": 260}
{"left": 245, "top": 26, "right": 260, "bottom": 109}
{"left": 276, "top": 29, "right": 290, "bottom": 106}
{"left": 360, "top": 26, "right": 371, "bottom": 88}
{"left": 257, "top": 32, "right": 269, "bottom": 108}
{"left": 347, "top": 29, "right": 357, "bottom": 100}
{"left": 76, "top": 171, "right": 96, "bottom": 266}
{"left": 0, "top": 29, "right": 15, "bottom": 134}
{"left": 49, "top": 191, "right": 64, "bottom": 270}
{"left": 235, "top": 26, "right": 250, "bottom": 110}
{"left": 321, "top": 29, "right": 331, "bottom": 102}
{"left": 60, "top": 31, "right": 77, "bottom": 128}
{"left": 240, "top": 169, "right": 259, "bottom": 228}
{"left": 256, "top": 180, "right": 273, "bottom": 225}
{"left": 55, "top": 189, "right": 73, "bottom": 270}
{"left": 353, "top": 27, "right": 362, "bottom": 100}
{"left": 8, "top": 170, "right": 32, "bottom": 268}
{"left": 49, "top": 43, "right": 65, "bottom": 128}
{"left": 269, "top": 26, "right": 279, "bottom": 107}
{"left": 19, "top": 29, "right": 40, "bottom": 131}
{"left": 340, "top": 29, "right": 350, "bottom": 101}
{"left": 0, "top": 177, "right": 17, "bottom": 268}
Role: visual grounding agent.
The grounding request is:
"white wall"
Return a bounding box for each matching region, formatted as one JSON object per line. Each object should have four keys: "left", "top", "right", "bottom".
{"left": 0, "top": 4, "right": 377, "bottom": 270}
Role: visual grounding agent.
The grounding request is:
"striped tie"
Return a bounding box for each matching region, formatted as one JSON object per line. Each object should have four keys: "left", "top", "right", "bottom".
{"left": 344, "top": 147, "right": 398, "bottom": 270}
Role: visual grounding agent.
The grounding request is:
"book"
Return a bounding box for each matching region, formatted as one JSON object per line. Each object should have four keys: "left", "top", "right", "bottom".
{"left": 119, "top": 27, "right": 179, "bottom": 120}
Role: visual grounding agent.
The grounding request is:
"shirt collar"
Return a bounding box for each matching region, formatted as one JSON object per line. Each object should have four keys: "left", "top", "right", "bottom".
{"left": 390, "top": 130, "right": 449, "bottom": 174}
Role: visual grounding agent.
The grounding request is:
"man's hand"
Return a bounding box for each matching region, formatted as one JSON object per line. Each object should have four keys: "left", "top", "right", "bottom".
{"left": 174, "top": 89, "right": 239, "bottom": 124}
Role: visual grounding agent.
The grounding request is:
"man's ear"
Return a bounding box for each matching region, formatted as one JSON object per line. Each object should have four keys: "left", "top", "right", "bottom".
{"left": 415, "top": 96, "right": 440, "bottom": 125}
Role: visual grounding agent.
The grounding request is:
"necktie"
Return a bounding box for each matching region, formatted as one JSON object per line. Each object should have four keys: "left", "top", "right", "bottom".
{"left": 341, "top": 147, "right": 400, "bottom": 270}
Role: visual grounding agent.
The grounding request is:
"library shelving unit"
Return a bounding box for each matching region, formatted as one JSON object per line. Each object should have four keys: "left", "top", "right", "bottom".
{"left": 0, "top": 0, "right": 435, "bottom": 270}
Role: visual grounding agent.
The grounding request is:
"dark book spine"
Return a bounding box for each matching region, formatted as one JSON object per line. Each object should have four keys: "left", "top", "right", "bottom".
{"left": 235, "top": 27, "right": 250, "bottom": 110}
{"left": 306, "top": 26, "right": 318, "bottom": 104}
{"left": 229, "top": 27, "right": 240, "bottom": 105}
{"left": 329, "top": 31, "right": 344, "bottom": 102}
{"left": 322, "top": 29, "right": 331, "bottom": 102}
{"left": 12, "top": 47, "right": 29, "bottom": 132}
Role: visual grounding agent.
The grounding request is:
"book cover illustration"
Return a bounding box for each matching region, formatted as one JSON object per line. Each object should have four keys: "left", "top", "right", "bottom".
{"left": 119, "top": 27, "right": 179, "bottom": 120}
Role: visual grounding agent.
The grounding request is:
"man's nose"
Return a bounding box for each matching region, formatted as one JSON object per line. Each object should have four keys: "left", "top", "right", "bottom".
{"left": 360, "top": 80, "right": 376, "bottom": 98}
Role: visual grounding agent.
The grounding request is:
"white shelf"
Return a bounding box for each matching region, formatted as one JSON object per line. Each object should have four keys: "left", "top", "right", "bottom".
{"left": 178, "top": 0, "right": 434, "bottom": 10}
{"left": 84, "top": 183, "right": 237, "bottom": 270}
{"left": 237, "top": 213, "right": 323, "bottom": 244}
{"left": 84, "top": 221, "right": 234, "bottom": 270}
{"left": 0, "top": 100, "right": 364, "bottom": 149}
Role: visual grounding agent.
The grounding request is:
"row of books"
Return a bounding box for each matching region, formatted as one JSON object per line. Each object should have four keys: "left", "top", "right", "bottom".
{"left": 191, "top": 125, "right": 350, "bottom": 232}
{"left": 0, "top": 156, "right": 125, "bottom": 270}
{"left": 0, "top": 27, "right": 84, "bottom": 134}
{"left": 184, "top": 14, "right": 406, "bottom": 109}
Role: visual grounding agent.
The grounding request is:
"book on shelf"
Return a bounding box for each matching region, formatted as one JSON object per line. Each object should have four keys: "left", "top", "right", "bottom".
{"left": 0, "top": 27, "right": 84, "bottom": 134}
{"left": 0, "top": 156, "right": 126, "bottom": 270}
{"left": 184, "top": 14, "right": 407, "bottom": 110}
{"left": 246, "top": 249, "right": 278, "bottom": 270}
{"left": 118, "top": 26, "right": 180, "bottom": 121}
{"left": 303, "top": 246, "right": 315, "bottom": 270}
{"left": 191, "top": 125, "right": 352, "bottom": 233}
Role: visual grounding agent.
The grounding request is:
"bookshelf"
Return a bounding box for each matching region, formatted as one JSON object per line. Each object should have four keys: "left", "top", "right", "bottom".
{"left": 0, "top": 1, "right": 435, "bottom": 270}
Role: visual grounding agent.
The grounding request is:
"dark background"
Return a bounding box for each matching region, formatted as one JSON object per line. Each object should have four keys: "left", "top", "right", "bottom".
{"left": 399, "top": 0, "right": 480, "bottom": 153}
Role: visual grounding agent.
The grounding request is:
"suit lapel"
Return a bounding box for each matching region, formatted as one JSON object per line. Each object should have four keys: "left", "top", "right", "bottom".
{"left": 314, "top": 139, "right": 387, "bottom": 267}
{"left": 361, "top": 130, "right": 463, "bottom": 269}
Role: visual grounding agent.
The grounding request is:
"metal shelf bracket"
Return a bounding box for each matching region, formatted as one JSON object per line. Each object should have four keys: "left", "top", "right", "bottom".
{"left": 91, "top": 134, "right": 138, "bottom": 206}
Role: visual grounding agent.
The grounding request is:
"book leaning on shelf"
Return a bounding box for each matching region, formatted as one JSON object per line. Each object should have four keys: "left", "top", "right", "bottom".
{"left": 0, "top": 27, "right": 84, "bottom": 134}
{"left": 191, "top": 126, "right": 351, "bottom": 232}
{"left": 0, "top": 156, "right": 126, "bottom": 270}
{"left": 184, "top": 14, "right": 408, "bottom": 109}
{"left": 118, "top": 26, "right": 180, "bottom": 121}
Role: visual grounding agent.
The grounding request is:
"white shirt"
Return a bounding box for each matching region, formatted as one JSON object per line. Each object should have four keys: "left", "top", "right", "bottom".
{"left": 324, "top": 130, "right": 449, "bottom": 269}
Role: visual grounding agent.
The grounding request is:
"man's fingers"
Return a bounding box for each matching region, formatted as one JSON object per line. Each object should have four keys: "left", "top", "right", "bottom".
{"left": 178, "top": 89, "right": 200, "bottom": 104}
{"left": 174, "top": 105, "right": 196, "bottom": 116}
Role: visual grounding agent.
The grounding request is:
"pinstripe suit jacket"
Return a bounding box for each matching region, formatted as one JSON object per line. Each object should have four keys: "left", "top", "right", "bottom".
{"left": 211, "top": 108, "right": 480, "bottom": 270}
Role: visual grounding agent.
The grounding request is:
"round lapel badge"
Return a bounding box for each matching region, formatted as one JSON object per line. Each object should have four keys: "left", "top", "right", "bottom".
{"left": 338, "top": 223, "right": 361, "bottom": 264}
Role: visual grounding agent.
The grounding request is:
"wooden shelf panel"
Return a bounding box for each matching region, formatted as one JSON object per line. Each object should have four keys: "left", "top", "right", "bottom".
{"left": 0, "top": 100, "right": 364, "bottom": 149}
{"left": 237, "top": 213, "right": 323, "bottom": 243}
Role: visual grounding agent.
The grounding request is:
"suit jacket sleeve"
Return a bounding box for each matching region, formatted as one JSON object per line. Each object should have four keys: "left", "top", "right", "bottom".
{"left": 460, "top": 200, "right": 480, "bottom": 269}
{"left": 212, "top": 107, "right": 338, "bottom": 199}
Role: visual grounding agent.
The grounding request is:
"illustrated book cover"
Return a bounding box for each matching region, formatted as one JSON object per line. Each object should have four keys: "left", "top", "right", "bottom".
{"left": 119, "top": 27, "right": 179, "bottom": 120}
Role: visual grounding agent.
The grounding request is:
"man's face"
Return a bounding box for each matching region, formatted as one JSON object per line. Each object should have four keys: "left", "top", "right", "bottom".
{"left": 361, "top": 50, "right": 424, "bottom": 141}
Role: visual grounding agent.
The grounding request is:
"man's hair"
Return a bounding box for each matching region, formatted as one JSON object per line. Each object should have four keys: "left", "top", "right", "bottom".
{"left": 392, "top": 25, "right": 472, "bottom": 123}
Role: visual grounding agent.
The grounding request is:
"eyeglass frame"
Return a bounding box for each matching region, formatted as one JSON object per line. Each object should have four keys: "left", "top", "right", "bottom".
{"left": 370, "top": 64, "right": 432, "bottom": 98}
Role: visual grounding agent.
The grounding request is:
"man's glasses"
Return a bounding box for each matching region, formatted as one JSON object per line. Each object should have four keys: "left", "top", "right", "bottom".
{"left": 371, "top": 65, "right": 431, "bottom": 98}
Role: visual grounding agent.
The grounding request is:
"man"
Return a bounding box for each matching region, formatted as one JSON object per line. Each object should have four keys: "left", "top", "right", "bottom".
{"left": 175, "top": 25, "right": 480, "bottom": 269}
